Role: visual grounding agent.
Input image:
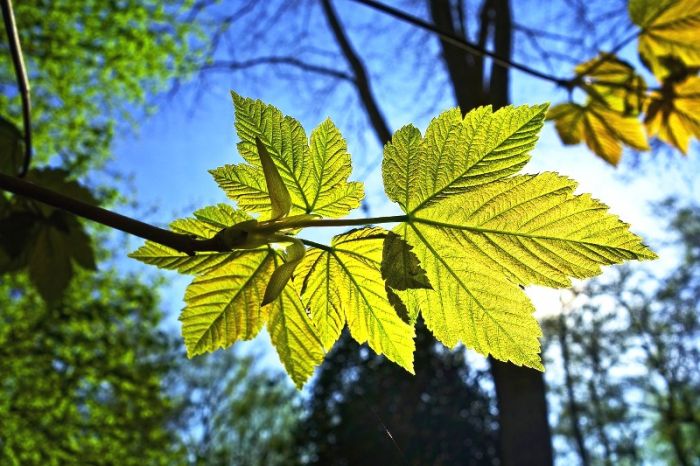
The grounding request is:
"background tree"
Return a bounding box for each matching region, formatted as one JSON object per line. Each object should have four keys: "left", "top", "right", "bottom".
{"left": 0, "top": 268, "right": 185, "bottom": 465}
{"left": 172, "top": 349, "right": 301, "bottom": 466}
{"left": 298, "top": 320, "right": 499, "bottom": 466}
{"left": 543, "top": 201, "right": 700, "bottom": 466}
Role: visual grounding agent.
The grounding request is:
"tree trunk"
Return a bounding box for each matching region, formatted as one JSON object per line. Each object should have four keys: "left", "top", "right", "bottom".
{"left": 429, "top": 1, "right": 554, "bottom": 464}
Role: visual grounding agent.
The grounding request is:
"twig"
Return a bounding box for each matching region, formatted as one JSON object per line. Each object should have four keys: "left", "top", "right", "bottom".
{"left": 350, "top": 0, "right": 571, "bottom": 87}
{"left": 1, "top": 0, "right": 32, "bottom": 176}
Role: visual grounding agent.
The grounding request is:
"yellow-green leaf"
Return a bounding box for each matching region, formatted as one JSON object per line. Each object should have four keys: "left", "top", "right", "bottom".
{"left": 382, "top": 104, "right": 548, "bottom": 213}
{"left": 296, "top": 228, "right": 416, "bottom": 372}
{"left": 213, "top": 95, "right": 364, "bottom": 219}
{"left": 262, "top": 239, "right": 306, "bottom": 305}
{"left": 255, "top": 136, "right": 292, "bottom": 219}
{"left": 629, "top": 0, "right": 700, "bottom": 80}
{"left": 547, "top": 103, "right": 649, "bottom": 165}
{"left": 645, "top": 75, "right": 700, "bottom": 153}
{"left": 383, "top": 106, "right": 656, "bottom": 369}
{"left": 267, "top": 277, "right": 324, "bottom": 389}
{"left": 381, "top": 231, "right": 431, "bottom": 290}
{"left": 180, "top": 248, "right": 274, "bottom": 357}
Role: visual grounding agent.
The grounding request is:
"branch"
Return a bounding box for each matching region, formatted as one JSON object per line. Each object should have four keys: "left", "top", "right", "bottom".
{"left": 1, "top": 0, "right": 32, "bottom": 177}
{"left": 203, "top": 56, "right": 355, "bottom": 82}
{"left": 351, "top": 0, "right": 570, "bottom": 87}
{"left": 321, "top": 0, "right": 392, "bottom": 144}
{"left": 0, "top": 172, "right": 229, "bottom": 255}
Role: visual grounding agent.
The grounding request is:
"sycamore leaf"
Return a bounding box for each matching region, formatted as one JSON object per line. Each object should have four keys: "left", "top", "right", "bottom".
{"left": 255, "top": 136, "right": 292, "bottom": 219}
{"left": 211, "top": 93, "right": 363, "bottom": 219}
{"left": 382, "top": 104, "right": 548, "bottom": 213}
{"left": 575, "top": 54, "right": 647, "bottom": 115}
{"left": 130, "top": 203, "right": 323, "bottom": 387}
{"left": 180, "top": 248, "right": 275, "bottom": 357}
{"left": 267, "top": 268, "right": 325, "bottom": 389}
{"left": 295, "top": 228, "right": 416, "bottom": 372}
{"left": 629, "top": 0, "right": 700, "bottom": 80}
{"left": 644, "top": 75, "right": 700, "bottom": 153}
{"left": 383, "top": 106, "right": 656, "bottom": 369}
{"left": 547, "top": 103, "right": 649, "bottom": 165}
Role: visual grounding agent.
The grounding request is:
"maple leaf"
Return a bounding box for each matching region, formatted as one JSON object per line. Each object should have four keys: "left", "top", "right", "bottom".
{"left": 629, "top": 0, "right": 700, "bottom": 80}
{"left": 547, "top": 102, "right": 650, "bottom": 165}
{"left": 383, "top": 105, "right": 656, "bottom": 369}
{"left": 644, "top": 75, "right": 700, "bottom": 153}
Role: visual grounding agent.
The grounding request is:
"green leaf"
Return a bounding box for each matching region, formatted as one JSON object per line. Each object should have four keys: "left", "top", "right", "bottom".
{"left": 383, "top": 106, "right": 656, "bottom": 369}
{"left": 296, "top": 228, "right": 415, "bottom": 372}
{"left": 381, "top": 231, "right": 431, "bottom": 290}
{"left": 129, "top": 204, "right": 251, "bottom": 274}
{"left": 255, "top": 136, "right": 292, "bottom": 219}
{"left": 382, "top": 104, "right": 548, "bottom": 213}
{"left": 0, "top": 169, "right": 97, "bottom": 302}
{"left": 211, "top": 93, "right": 363, "bottom": 219}
{"left": 0, "top": 115, "right": 24, "bottom": 176}
{"left": 267, "top": 275, "right": 324, "bottom": 389}
{"left": 629, "top": 0, "right": 700, "bottom": 80}
{"left": 180, "top": 248, "right": 275, "bottom": 357}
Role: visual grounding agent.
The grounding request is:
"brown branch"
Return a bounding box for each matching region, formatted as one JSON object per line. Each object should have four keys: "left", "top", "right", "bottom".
{"left": 203, "top": 56, "right": 355, "bottom": 82}
{"left": 321, "top": 0, "right": 392, "bottom": 145}
{"left": 1, "top": 0, "right": 32, "bottom": 177}
{"left": 0, "top": 172, "right": 230, "bottom": 255}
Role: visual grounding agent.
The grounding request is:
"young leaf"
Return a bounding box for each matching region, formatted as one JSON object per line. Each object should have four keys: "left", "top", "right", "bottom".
{"left": 629, "top": 0, "right": 700, "bottom": 80}
{"left": 644, "top": 75, "right": 700, "bottom": 153}
{"left": 262, "top": 239, "right": 305, "bottom": 305}
{"left": 383, "top": 106, "right": 656, "bottom": 369}
{"left": 547, "top": 103, "right": 649, "bottom": 165}
{"left": 295, "top": 228, "right": 416, "bottom": 373}
{"left": 211, "top": 92, "right": 363, "bottom": 219}
{"left": 255, "top": 136, "right": 292, "bottom": 219}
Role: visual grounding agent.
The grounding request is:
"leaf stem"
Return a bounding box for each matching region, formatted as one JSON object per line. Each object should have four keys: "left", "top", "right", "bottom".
{"left": 1, "top": 0, "right": 32, "bottom": 177}
{"left": 261, "top": 214, "right": 408, "bottom": 231}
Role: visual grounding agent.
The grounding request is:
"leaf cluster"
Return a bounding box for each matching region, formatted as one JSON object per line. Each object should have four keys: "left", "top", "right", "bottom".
{"left": 131, "top": 92, "right": 656, "bottom": 387}
{"left": 547, "top": 0, "right": 700, "bottom": 164}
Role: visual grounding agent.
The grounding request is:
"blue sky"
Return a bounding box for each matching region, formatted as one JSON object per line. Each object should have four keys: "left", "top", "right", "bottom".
{"left": 106, "top": 2, "right": 699, "bottom": 372}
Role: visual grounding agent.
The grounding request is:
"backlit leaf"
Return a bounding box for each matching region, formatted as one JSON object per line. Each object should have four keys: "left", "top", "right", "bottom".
{"left": 384, "top": 107, "right": 656, "bottom": 368}
{"left": 296, "top": 228, "right": 416, "bottom": 372}
{"left": 211, "top": 93, "right": 364, "bottom": 219}
{"left": 575, "top": 54, "right": 647, "bottom": 115}
{"left": 629, "top": 0, "right": 700, "bottom": 80}
{"left": 547, "top": 103, "right": 649, "bottom": 165}
{"left": 644, "top": 75, "right": 700, "bottom": 153}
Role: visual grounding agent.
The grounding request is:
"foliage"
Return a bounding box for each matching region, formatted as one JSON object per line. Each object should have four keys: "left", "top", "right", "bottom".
{"left": 547, "top": 0, "right": 700, "bottom": 163}
{"left": 0, "top": 168, "right": 96, "bottom": 302}
{"left": 0, "top": 269, "right": 184, "bottom": 466}
{"left": 543, "top": 201, "right": 700, "bottom": 465}
{"left": 131, "top": 92, "right": 656, "bottom": 387}
{"left": 297, "top": 322, "right": 499, "bottom": 466}
{"left": 172, "top": 350, "right": 301, "bottom": 466}
{"left": 0, "top": 0, "right": 197, "bottom": 174}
